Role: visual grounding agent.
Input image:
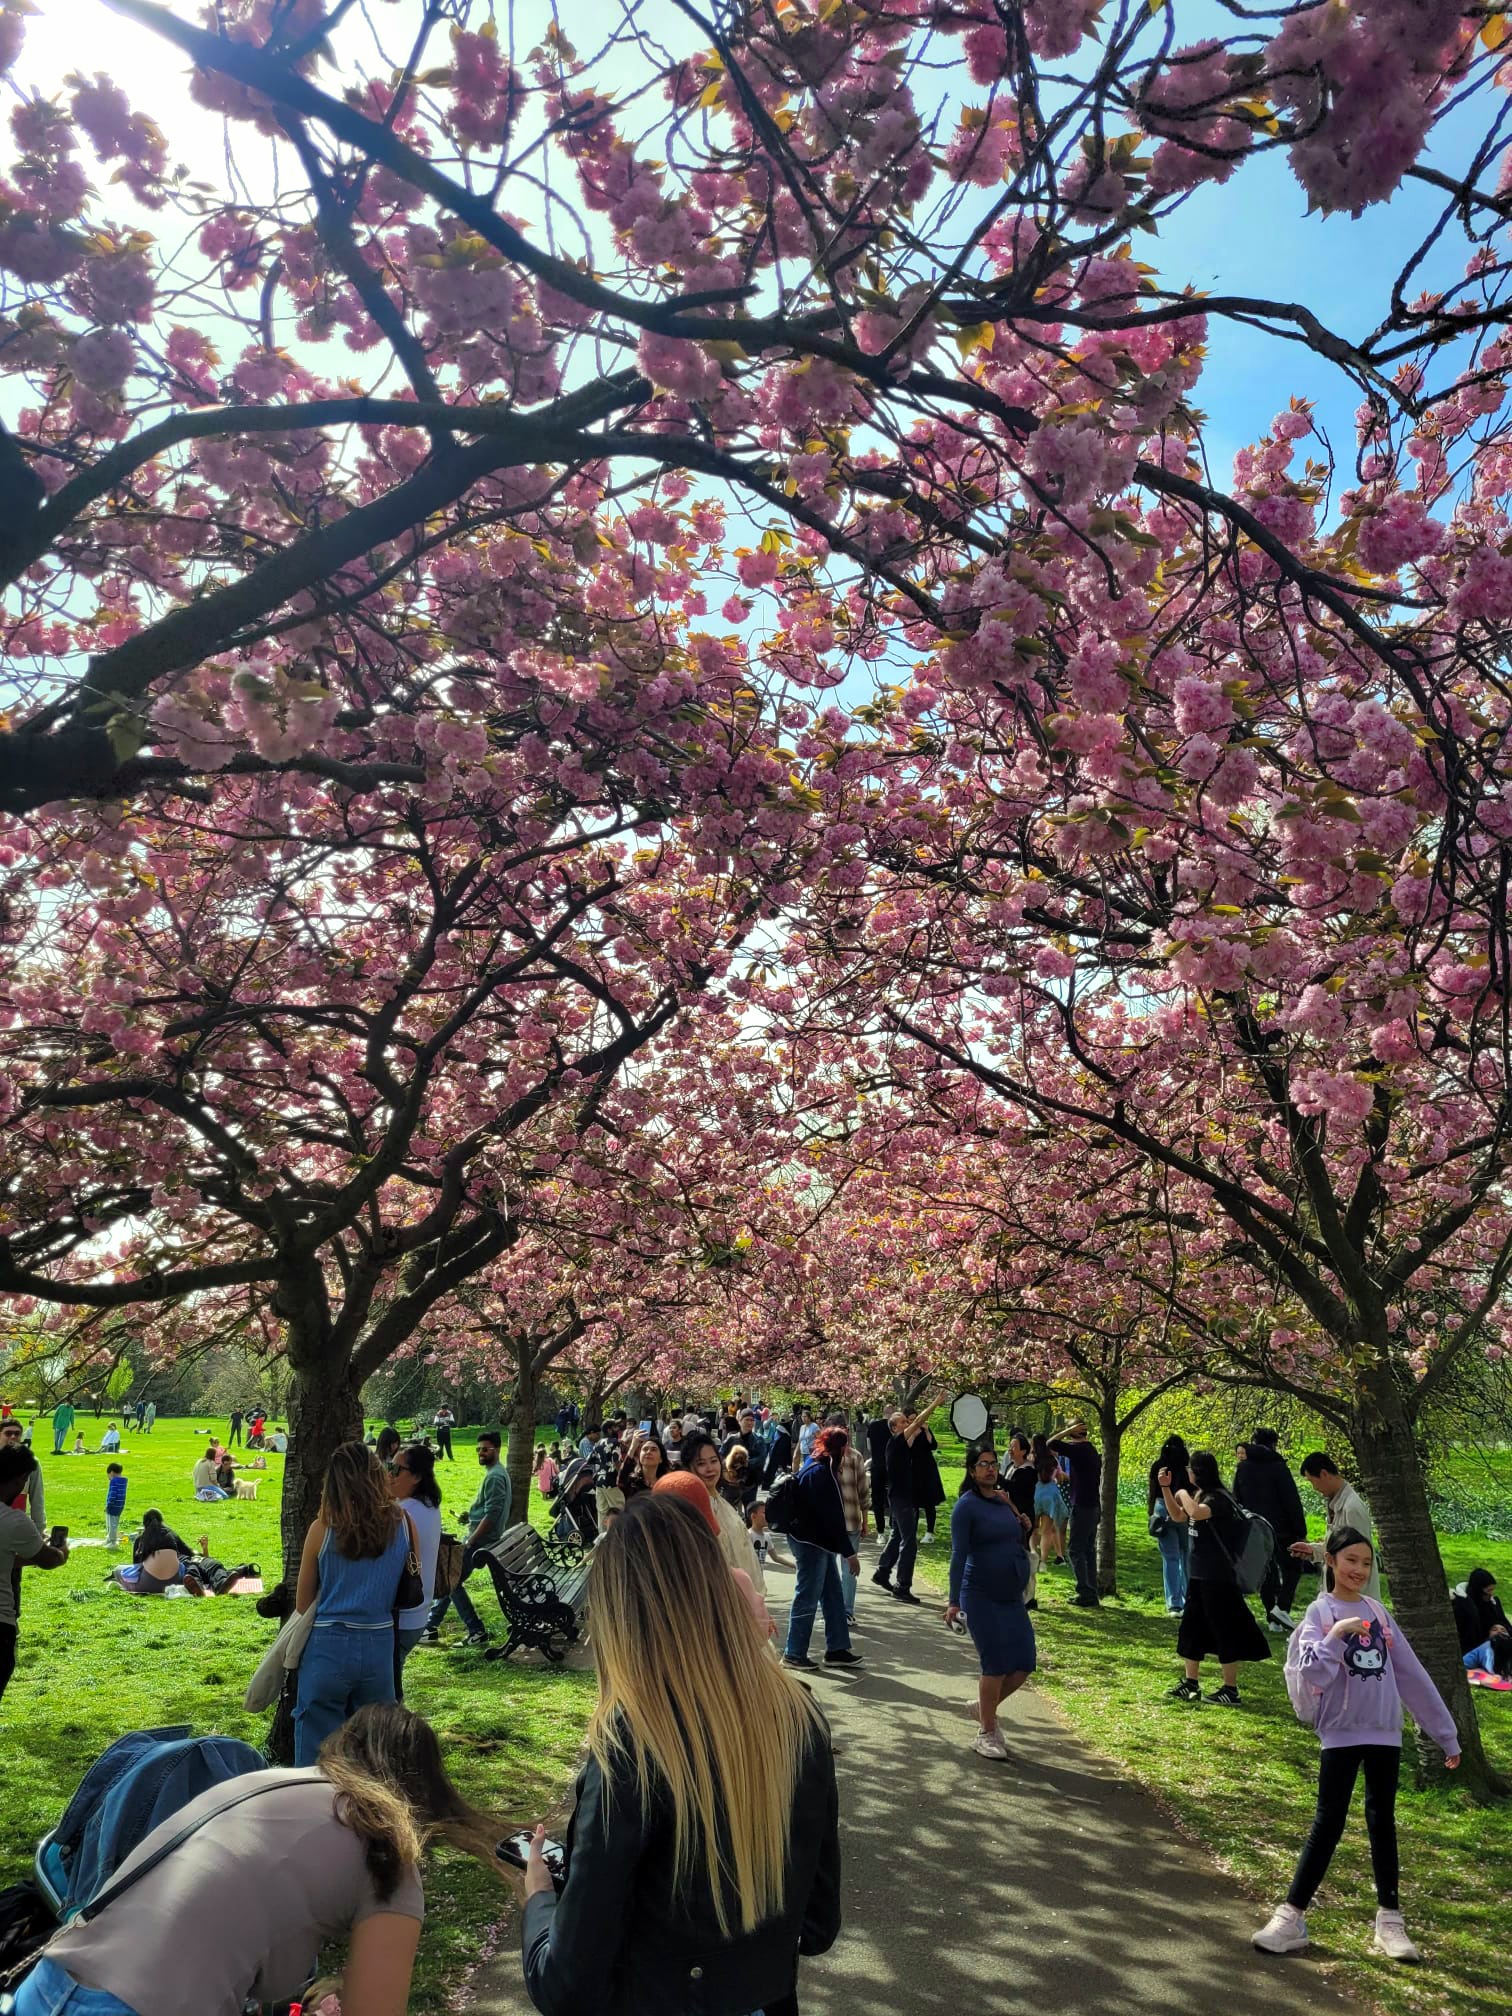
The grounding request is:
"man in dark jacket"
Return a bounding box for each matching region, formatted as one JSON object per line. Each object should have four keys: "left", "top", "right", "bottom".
{"left": 866, "top": 1414, "right": 891, "bottom": 1534}
{"left": 874, "top": 1400, "right": 935, "bottom": 1604}
{"left": 1049, "top": 1421, "right": 1103, "bottom": 1607}
{"left": 1234, "top": 1426, "right": 1308, "bottom": 1630}
{"left": 782, "top": 1431, "right": 861, "bottom": 1669}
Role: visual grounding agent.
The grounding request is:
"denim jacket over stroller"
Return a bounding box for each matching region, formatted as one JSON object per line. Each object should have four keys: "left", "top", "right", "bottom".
{"left": 50, "top": 1725, "right": 265, "bottom": 1918}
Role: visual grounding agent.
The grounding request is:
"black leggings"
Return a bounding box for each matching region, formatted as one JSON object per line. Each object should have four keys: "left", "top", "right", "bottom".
{"left": 1287, "top": 1744, "right": 1400, "bottom": 1911}
{"left": 0, "top": 1621, "right": 16, "bottom": 1703}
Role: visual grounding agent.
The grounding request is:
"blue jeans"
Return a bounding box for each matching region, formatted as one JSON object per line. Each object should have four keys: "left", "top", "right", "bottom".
{"left": 843, "top": 1529, "right": 861, "bottom": 1619}
{"left": 427, "top": 1543, "right": 486, "bottom": 1637}
{"left": 1464, "top": 1639, "right": 1496, "bottom": 1673}
{"left": 877, "top": 1497, "right": 918, "bottom": 1592}
{"left": 1155, "top": 1524, "right": 1190, "bottom": 1611}
{"left": 15, "top": 1959, "right": 140, "bottom": 2014}
{"left": 784, "top": 1538, "right": 851, "bottom": 1660}
{"left": 294, "top": 1623, "right": 396, "bottom": 1765}
{"left": 395, "top": 1624, "right": 424, "bottom": 1698}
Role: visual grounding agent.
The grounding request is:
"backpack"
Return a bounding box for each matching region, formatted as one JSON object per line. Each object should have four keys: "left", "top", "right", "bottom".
{"left": 764, "top": 1470, "right": 798, "bottom": 1534}
{"left": 1285, "top": 1596, "right": 1393, "bottom": 1726}
{"left": 1214, "top": 1500, "right": 1275, "bottom": 1595}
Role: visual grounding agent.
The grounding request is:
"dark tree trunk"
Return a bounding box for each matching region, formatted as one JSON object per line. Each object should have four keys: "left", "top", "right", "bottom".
{"left": 1097, "top": 1399, "right": 1121, "bottom": 1596}
{"left": 264, "top": 1350, "right": 363, "bottom": 1762}
{"left": 1348, "top": 1365, "right": 1504, "bottom": 1799}
{"left": 504, "top": 1347, "right": 538, "bottom": 1530}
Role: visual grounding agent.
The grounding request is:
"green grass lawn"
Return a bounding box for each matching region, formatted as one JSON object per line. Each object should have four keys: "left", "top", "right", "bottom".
{"left": 917, "top": 1428, "right": 1512, "bottom": 2016}
{"left": 2, "top": 1418, "right": 593, "bottom": 2013}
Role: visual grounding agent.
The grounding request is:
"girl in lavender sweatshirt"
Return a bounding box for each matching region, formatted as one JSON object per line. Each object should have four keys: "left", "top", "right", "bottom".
{"left": 1253, "top": 1525, "right": 1460, "bottom": 1964}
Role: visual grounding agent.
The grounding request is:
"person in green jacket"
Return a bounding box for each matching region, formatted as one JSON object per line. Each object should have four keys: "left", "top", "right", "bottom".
{"left": 51, "top": 1398, "right": 75, "bottom": 1456}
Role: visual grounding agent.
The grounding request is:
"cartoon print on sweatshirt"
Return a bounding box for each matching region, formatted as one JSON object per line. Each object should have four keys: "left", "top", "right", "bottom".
{"left": 1343, "top": 1616, "right": 1389, "bottom": 1680}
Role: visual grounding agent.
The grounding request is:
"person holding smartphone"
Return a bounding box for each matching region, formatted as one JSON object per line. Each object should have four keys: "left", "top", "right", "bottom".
{"left": 517, "top": 1494, "right": 840, "bottom": 2016}
{"left": 0, "top": 1445, "right": 69, "bottom": 1704}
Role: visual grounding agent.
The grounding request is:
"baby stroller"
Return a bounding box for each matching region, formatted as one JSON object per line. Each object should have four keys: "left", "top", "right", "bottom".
{"left": 40, "top": 1724, "right": 266, "bottom": 1919}
{"left": 549, "top": 1454, "right": 598, "bottom": 1550}
{"left": 3, "top": 1727, "right": 310, "bottom": 2015}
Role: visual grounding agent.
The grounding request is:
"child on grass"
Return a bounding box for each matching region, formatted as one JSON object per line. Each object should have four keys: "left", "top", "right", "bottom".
{"left": 1253, "top": 1525, "right": 1460, "bottom": 1964}
{"left": 104, "top": 1461, "right": 127, "bottom": 1547}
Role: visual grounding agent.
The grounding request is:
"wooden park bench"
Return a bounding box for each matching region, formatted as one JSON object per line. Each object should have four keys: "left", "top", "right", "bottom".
{"left": 476, "top": 1523, "right": 588, "bottom": 1663}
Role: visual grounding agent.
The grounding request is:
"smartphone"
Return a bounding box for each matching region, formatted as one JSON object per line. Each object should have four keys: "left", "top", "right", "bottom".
{"left": 48, "top": 1524, "right": 68, "bottom": 1548}
{"left": 497, "top": 1832, "right": 567, "bottom": 1887}
{"left": 639, "top": 1419, "right": 653, "bottom": 1434}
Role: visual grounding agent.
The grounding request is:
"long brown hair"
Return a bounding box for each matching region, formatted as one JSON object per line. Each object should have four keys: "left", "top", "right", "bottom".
{"left": 322, "top": 1441, "right": 402, "bottom": 1559}
{"left": 319, "top": 1703, "right": 505, "bottom": 1900}
{"left": 587, "top": 1494, "right": 823, "bottom": 1936}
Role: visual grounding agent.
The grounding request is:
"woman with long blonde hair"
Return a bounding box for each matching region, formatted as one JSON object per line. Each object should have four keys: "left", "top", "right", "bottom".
{"left": 519, "top": 1493, "right": 841, "bottom": 2016}
{"left": 293, "top": 1440, "right": 417, "bottom": 1765}
{"left": 22, "top": 1704, "right": 508, "bottom": 2016}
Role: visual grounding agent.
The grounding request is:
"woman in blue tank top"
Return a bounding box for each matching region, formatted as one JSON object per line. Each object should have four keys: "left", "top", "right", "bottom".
{"left": 294, "top": 1442, "right": 415, "bottom": 1765}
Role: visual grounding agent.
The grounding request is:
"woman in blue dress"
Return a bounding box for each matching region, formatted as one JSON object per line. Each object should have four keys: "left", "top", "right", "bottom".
{"left": 945, "top": 1445, "right": 1037, "bottom": 1762}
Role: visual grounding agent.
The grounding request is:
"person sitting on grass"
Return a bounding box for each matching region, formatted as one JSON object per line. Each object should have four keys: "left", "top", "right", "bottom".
{"left": 1253, "top": 1526, "right": 1459, "bottom": 1965}
{"left": 16, "top": 1703, "right": 509, "bottom": 2016}
{"left": 1453, "top": 1567, "right": 1512, "bottom": 1678}
{"left": 193, "top": 1445, "right": 229, "bottom": 1501}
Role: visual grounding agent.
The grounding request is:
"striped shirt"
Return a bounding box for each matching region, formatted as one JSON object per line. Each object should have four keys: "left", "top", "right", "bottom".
{"left": 836, "top": 1446, "right": 870, "bottom": 1534}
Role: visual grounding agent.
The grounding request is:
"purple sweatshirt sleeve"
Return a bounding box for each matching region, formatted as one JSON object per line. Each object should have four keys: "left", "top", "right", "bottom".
{"left": 1385, "top": 1612, "right": 1461, "bottom": 1756}
{"left": 1293, "top": 1601, "right": 1349, "bottom": 1679}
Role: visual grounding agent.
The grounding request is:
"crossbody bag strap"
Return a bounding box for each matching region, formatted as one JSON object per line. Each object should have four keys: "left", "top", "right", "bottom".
{"left": 78, "top": 1776, "right": 294, "bottom": 1922}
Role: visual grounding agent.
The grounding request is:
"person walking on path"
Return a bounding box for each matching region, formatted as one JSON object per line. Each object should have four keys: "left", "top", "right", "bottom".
{"left": 873, "top": 1398, "right": 937, "bottom": 1605}
{"left": 293, "top": 1441, "right": 417, "bottom": 1764}
{"left": 680, "top": 1432, "right": 765, "bottom": 1597}
{"left": 422, "top": 1428, "right": 510, "bottom": 1647}
{"left": 1253, "top": 1526, "right": 1460, "bottom": 1964}
{"left": 518, "top": 1495, "right": 840, "bottom": 2016}
{"left": 825, "top": 1412, "right": 870, "bottom": 1620}
{"left": 51, "top": 1396, "right": 75, "bottom": 1457}
{"left": 1234, "top": 1426, "right": 1308, "bottom": 1630}
{"left": 1049, "top": 1419, "right": 1103, "bottom": 1607}
{"left": 783, "top": 1425, "right": 862, "bottom": 1671}
{"left": 1148, "top": 1433, "right": 1193, "bottom": 1616}
{"left": 228, "top": 1406, "right": 244, "bottom": 1448}
{"left": 434, "top": 1404, "right": 456, "bottom": 1460}
{"left": 946, "top": 1446, "right": 1036, "bottom": 1761}
{"left": 142, "top": 1400, "right": 155, "bottom": 1435}
{"left": 1160, "top": 1449, "right": 1272, "bottom": 1706}
{"left": 1293, "top": 1454, "right": 1380, "bottom": 1597}
{"left": 865, "top": 1413, "right": 890, "bottom": 1536}
{"left": 912, "top": 1420, "right": 946, "bottom": 1545}
{"left": 1003, "top": 1431, "right": 1040, "bottom": 1609}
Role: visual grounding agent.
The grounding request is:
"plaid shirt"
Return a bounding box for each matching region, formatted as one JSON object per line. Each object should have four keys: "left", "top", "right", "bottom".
{"left": 835, "top": 1445, "right": 871, "bottom": 1533}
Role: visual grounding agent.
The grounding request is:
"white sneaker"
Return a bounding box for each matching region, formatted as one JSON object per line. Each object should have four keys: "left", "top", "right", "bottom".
{"left": 972, "top": 1727, "right": 1008, "bottom": 1760}
{"left": 1372, "top": 1911, "right": 1420, "bottom": 1963}
{"left": 1252, "top": 1903, "right": 1309, "bottom": 1954}
{"left": 1269, "top": 1606, "right": 1296, "bottom": 1632}
{"left": 920, "top": 1531, "right": 934, "bottom": 1544}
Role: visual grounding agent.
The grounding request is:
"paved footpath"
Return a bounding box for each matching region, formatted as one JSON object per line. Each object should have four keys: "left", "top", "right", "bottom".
{"left": 471, "top": 1544, "right": 1361, "bottom": 2014}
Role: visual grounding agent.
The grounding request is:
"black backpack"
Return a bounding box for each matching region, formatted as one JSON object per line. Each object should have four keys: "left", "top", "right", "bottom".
{"left": 764, "top": 1470, "right": 798, "bottom": 1534}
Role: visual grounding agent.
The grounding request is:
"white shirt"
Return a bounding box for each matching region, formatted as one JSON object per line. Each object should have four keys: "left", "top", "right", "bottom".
{"left": 397, "top": 1497, "right": 443, "bottom": 1632}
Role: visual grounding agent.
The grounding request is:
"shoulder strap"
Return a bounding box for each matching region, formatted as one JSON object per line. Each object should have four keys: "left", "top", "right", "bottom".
{"left": 78, "top": 1776, "right": 293, "bottom": 1923}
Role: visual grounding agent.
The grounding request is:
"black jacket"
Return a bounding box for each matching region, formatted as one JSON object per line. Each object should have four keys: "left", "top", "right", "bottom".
{"left": 1232, "top": 1443, "right": 1306, "bottom": 1544}
{"left": 788, "top": 1458, "right": 852, "bottom": 1555}
{"left": 761, "top": 1424, "right": 792, "bottom": 1490}
{"left": 1453, "top": 1578, "right": 1510, "bottom": 1654}
{"left": 131, "top": 1523, "right": 189, "bottom": 1565}
{"left": 522, "top": 1724, "right": 841, "bottom": 2016}
{"left": 910, "top": 1428, "right": 945, "bottom": 1510}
